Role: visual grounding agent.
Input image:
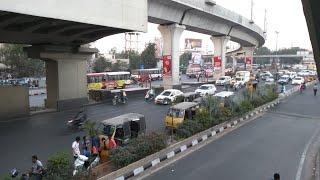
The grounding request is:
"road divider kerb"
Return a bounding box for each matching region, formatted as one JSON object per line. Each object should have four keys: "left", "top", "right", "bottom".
{"left": 99, "top": 81, "right": 318, "bottom": 180}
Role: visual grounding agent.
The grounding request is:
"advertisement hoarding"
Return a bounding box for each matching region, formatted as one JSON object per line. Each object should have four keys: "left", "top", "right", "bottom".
{"left": 213, "top": 56, "right": 222, "bottom": 67}
{"left": 245, "top": 57, "right": 252, "bottom": 65}
{"left": 191, "top": 52, "right": 202, "bottom": 65}
{"left": 185, "top": 39, "right": 202, "bottom": 50}
{"left": 162, "top": 55, "right": 171, "bottom": 76}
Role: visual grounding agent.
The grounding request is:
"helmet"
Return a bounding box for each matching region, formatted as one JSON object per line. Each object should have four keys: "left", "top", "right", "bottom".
{"left": 11, "top": 168, "right": 19, "bottom": 177}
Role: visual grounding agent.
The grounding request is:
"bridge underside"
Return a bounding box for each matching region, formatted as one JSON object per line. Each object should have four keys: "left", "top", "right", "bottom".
{"left": 301, "top": 0, "right": 320, "bottom": 77}
{"left": 0, "top": 11, "right": 129, "bottom": 46}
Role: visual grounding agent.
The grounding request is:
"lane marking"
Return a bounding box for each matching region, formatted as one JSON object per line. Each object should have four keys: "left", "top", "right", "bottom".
{"left": 295, "top": 128, "right": 320, "bottom": 180}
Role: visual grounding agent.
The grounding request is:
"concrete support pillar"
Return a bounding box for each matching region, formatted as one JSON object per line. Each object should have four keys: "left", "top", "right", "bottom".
{"left": 243, "top": 46, "right": 255, "bottom": 71}
{"left": 232, "top": 56, "right": 237, "bottom": 73}
{"left": 25, "top": 45, "right": 97, "bottom": 111}
{"left": 211, "top": 36, "right": 230, "bottom": 76}
{"left": 158, "top": 24, "right": 185, "bottom": 89}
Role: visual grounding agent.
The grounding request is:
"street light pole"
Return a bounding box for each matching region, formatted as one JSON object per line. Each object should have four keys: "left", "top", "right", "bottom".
{"left": 250, "top": 0, "right": 254, "bottom": 23}
{"left": 275, "top": 31, "right": 279, "bottom": 73}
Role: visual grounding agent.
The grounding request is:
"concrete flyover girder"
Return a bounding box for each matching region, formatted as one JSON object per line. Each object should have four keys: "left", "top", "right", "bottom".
{"left": 0, "top": 0, "right": 148, "bottom": 46}
{"left": 301, "top": 0, "right": 320, "bottom": 78}
{"left": 148, "top": 0, "right": 265, "bottom": 47}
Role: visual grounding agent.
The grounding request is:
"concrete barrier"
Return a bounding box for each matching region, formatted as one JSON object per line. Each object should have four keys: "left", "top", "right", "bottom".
{"left": 0, "top": 86, "right": 29, "bottom": 120}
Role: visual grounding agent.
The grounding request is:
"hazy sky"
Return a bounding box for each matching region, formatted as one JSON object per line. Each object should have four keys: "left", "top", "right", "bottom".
{"left": 93, "top": 0, "right": 312, "bottom": 53}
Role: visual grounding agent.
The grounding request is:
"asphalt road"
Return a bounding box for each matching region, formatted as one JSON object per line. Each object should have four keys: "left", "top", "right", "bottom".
{"left": 3, "top": 78, "right": 295, "bottom": 175}
{"left": 145, "top": 88, "right": 320, "bottom": 180}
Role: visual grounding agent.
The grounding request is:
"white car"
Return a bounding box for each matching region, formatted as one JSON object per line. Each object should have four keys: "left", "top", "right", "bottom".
{"left": 265, "top": 77, "right": 275, "bottom": 82}
{"left": 216, "top": 76, "right": 231, "bottom": 86}
{"left": 195, "top": 84, "right": 217, "bottom": 96}
{"left": 298, "top": 70, "right": 311, "bottom": 76}
{"left": 291, "top": 77, "right": 304, "bottom": 85}
{"left": 278, "top": 75, "right": 290, "bottom": 84}
{"left": 155, "top": 89, "right": 183, "bottom": 105}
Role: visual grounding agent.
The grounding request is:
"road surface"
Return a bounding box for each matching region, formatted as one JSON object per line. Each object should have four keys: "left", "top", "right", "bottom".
{"left": 145, "top": 87, "right": 320, "bottom": 180}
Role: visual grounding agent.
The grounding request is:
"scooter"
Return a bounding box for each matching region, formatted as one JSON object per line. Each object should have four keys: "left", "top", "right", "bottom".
{"left": 73, "top": 155, "right": 100, "bottom": 176}
{"left": 112, "top": 94, "right": 127, "bottom": 105}
{"left": 145, "top": 91, "right": 155, "bottom": 102}
{"left": 67, "top": 110, "right": 87, "bottom": 130}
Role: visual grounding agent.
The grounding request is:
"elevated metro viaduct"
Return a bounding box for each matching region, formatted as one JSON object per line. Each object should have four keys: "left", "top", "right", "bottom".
{"left": 301, "top": 0, "right": 320, "bottom": 79}
{"left": 0, "top": 0, "right": 265, "bottom": 114}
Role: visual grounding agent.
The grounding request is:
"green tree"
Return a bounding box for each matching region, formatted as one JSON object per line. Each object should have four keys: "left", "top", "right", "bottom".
{"left": 128, "top": 50, "right": 141, "bottom": 69}
{"left": 93, "top": 56, "right": 111, "bottom": 73}
{"left": 112, "top": 60, "right": 129, "bottom": 71}
{"left": 0, "top": 44, "right": 45, "bottom": 78}
{"left": 180, "top": 52, "right": 192, "bottom": 67}
{"left": 141, "top": 43, "right": 157, "bottom": 69}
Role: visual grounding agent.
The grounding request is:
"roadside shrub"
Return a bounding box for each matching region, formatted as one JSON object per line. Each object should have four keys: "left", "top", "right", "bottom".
{"left": 220, "top": 107, "right": 233, "bottom": 120}
{"left": 194, "top": 109, "right": 214, "bottom": 129}
{"left": 109, "top": 132, "right": 167, "bottom": 168}
{"left": 45, "top": 152, "right": 72, "bottom": 180}
{"left": 176, "top": 120, "right": 204, "bottom": 139}
{"left": 239, "top": 99, "right": 254, "bottom": 114}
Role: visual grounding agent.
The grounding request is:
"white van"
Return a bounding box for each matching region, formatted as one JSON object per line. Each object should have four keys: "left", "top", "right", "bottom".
{"left": 235, "top": 71, "right": 250, "bottom": 84}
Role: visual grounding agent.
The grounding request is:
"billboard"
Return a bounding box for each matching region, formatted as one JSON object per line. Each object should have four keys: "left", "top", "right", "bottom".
{"left": 191, "top": 52, "right": 202, "bottom": 65}
{"left": 213, "top": 56, "right": 222, "bottom": 67}
{"left": 162, "top": 55, "right": 171, "bottom": 76}
{"left": 245, "top": 57, "right": 252, "bottom": 65}
{"left": 185, "top": 38, "right": 202, "bottom": 50}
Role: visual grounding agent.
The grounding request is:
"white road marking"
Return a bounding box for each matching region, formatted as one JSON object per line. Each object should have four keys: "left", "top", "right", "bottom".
{"left": 295, "top": 128, "right": 320, "bottom": 180}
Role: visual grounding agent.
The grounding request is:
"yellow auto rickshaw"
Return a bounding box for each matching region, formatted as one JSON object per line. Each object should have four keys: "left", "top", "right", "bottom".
{"left": 165, "top": 102, "right": 199, "bottom": 129}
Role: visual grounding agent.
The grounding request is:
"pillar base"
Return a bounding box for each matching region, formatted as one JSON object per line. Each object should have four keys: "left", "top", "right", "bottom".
{"left": 57, "top": 97, "right": 88, "bottom": 111}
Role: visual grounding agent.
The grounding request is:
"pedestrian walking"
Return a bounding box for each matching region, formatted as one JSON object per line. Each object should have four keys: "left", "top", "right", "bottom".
{"left": 313, "top": 83, "right": 318, "bottom": 96}
{"left": 72, "top": 136, "right": 81, "bottom": 159}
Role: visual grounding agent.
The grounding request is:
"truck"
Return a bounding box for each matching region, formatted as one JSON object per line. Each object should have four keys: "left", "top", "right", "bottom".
{"left": 235, "top": 71, "right": 250, "bottom": 84}
{"left": 186, "top": 64, "right": 201, "bottom": 78}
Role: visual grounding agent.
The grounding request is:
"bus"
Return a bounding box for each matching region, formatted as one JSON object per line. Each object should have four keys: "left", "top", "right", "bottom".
{"left": 131, "top": 68, "right": 162, "bottom": 81}
{"left": 87, "top": 71, "right": 131, "bottom": 90}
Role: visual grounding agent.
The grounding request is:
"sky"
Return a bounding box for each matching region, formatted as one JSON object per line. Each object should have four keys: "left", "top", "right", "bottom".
{"left": 93, "top": 0, "right": 312, "bottom": 54}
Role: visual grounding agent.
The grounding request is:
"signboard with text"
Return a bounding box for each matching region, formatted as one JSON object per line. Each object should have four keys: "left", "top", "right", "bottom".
{"left": 245, "top": 57, "right": 252, "bottom": 65}
{"left": 213, "top": 56, "right": 222, "bottom": 67}
{"left": 162, "top": 55, "right": 171, "bottom": 76}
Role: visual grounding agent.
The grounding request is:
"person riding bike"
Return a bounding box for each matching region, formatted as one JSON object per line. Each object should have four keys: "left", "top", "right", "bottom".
{"left": 120, "top": 90, "right": 127, "bottom": 103}
{"left": 145, "top": 88, "right": 155, "bottom": 100}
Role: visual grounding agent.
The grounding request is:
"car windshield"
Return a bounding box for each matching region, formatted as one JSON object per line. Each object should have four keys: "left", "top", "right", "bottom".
{"left": 167, "top": 108, "right": 185, "bottom": 118}
{"left": 161, "top": 91, "right": 171, "bottom": 96}
{"left": 199, "top": 86, "right": 210, "bottom": 90}
{"left": 294, "top": 78, "right": 302, "bottom": 80}
{"left": 219, "top": 77, "right": 225, "bottom": 80}
{"left": 236, "top": 78, "right": 242, "bottom": 81}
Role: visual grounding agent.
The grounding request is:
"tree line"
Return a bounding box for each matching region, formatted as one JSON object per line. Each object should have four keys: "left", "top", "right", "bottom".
{"left": 92, "top": 43, "right": 158, "bottom": 73}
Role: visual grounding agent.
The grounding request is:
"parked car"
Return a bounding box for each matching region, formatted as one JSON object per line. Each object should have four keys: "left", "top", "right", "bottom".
{"left": 265, "top": 77, "right": 275, "bottom": 82}
{"left": 278, "top": 75, "right": 290, "bottom": 84}
{"left": 195, "top": 84, "right": 217, "bottom": 96}
{"left": 215, "top": 76, "right": 231, "bottom": 86}
{"left": 261, "top": 71, "right": 273, "bottom": 80}
{"left": 155, "top": 89, "right": 183, "bottom": 105}
{"left": 287, "top": 71, "right": 297, "bottom": 80}
{"left": 297, "top": 70, "right": 311, "bottom": 76}
{"left": 291, "top": 77, "right": 304, "bottom": 85}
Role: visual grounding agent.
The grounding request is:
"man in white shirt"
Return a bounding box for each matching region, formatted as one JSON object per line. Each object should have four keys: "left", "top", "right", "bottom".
{"left": 72, "top": 136, "right": 81, "bottom": 159}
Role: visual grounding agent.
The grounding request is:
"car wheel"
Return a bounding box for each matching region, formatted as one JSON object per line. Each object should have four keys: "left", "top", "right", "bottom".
{"left": 163, "top": 99, "right": 169, "bottom": 105}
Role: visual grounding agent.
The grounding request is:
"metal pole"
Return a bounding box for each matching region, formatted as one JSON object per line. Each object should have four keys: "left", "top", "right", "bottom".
{"left": 250, "top": 0, "right": 254, "bottom": 22}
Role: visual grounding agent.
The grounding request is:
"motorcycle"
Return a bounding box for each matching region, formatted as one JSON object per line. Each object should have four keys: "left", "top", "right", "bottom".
{"left": 145, "top": 90, "right": 155, "bottom": 102}
{"left": 67, "top": 110, "right": 87, "bottom": 130}
{"left": 112, "top": 94, "right": 127, "bottom": 105}
{"left": 73, "top": 155, "right": 100, "bottom": 176}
